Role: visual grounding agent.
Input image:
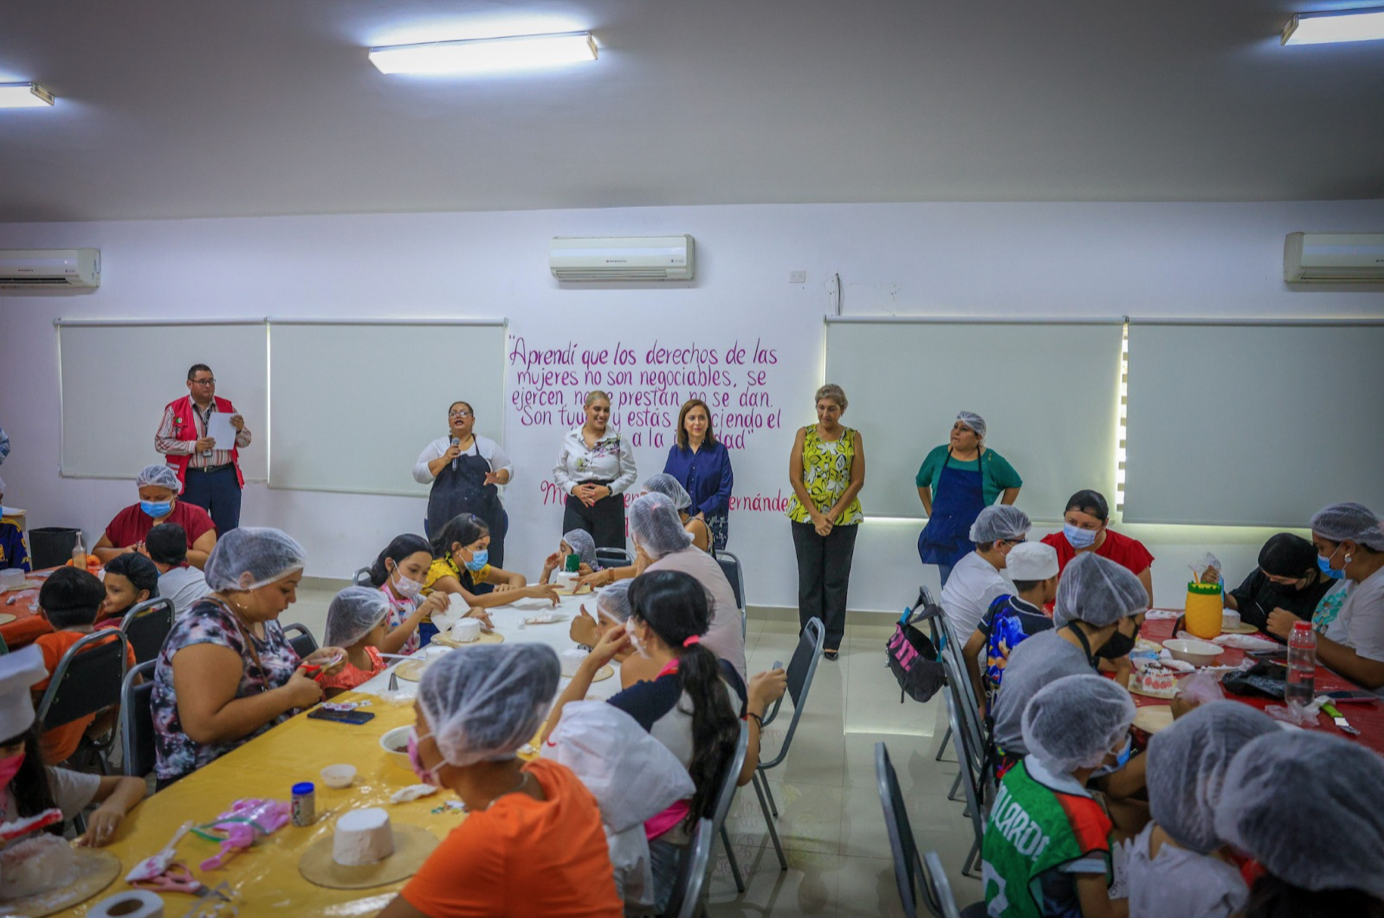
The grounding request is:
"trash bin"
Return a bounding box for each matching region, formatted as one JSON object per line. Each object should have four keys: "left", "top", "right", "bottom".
{"left": 29, "top": 527, "right": 81, "bottom": 571}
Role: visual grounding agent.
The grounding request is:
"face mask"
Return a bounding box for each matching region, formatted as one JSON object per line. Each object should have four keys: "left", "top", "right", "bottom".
{"left": 625, "top": 620, "right": 651, "bottom": 659}
{"left": 141, "top": 501, "right": 172, "bottom": 519}
{"left": 1096, "top": 627, "right": 1137, "bottom": 660}
{"left": 1063, "top": 523, "right": 1098, "bottom": 550}
{"left": 1318, "top": 547, "right": 1346, "bottom": 580}
{"left": 406, "top": 728, "right": 443, "bottom": 787}
{"left": 0, "top": 752, "right": 24, "bottom": 788}
{"left": 1092, "top": 735, "right": 1133, "bottom": 777}
{"left": 390, "top": 565, "right": 424, "bottom": 600}
{"left": 463, "top": 549, "right": 489, "bottom": 573}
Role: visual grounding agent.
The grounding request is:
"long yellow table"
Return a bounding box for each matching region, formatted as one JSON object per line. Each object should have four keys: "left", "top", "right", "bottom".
{"left": 67, "top": 692, "right": 459, "bottom": 916}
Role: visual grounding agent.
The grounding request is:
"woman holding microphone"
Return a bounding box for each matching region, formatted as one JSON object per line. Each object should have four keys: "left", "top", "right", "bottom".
{"left": 414, "top": 401, "right": 513, "bottom": 567}
{"left": 553, "top": 391, "right": 638, "bottom": 550}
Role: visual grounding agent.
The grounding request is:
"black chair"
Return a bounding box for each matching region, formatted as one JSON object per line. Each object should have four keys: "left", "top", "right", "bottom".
{"left": 121, "top": 597, "right": 174, "bottom": 664}
{"left": 352, "top": 567, "right": 373, "bottom": 587}
{"left": 876, "top": 741, "right": 965, "bottom": 918}
{"left": 595, "top": 547, "right": 633, "bottom": 568}
{"left": 36, "top": 629, "right": 131, "bottom": 774}
{"left": 120, "top": 660, "right": 157, "bottom": 778}
{"left": 664, "top": 818, "right": 714, "bottom": 918}
{"left": 711, "top": 723, "right": 750, "bottom": 892}
{"left": 282, "top": 622, "right": 318, "bottom": 657}
{"left": 715, "top": 551, "right": 747, "bottom": 638}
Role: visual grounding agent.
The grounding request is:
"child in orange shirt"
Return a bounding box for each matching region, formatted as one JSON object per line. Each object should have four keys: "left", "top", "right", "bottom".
{"left": 33, "top": 568, "right": 137, "bottom": 765}
{"left": 320, "top": 587, "right": 391, "bottom": 698}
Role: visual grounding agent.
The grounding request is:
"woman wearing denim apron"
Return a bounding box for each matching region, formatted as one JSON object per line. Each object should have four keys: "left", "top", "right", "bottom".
{"left": 916, "top": 411, "right": 1023, "bottom": 587}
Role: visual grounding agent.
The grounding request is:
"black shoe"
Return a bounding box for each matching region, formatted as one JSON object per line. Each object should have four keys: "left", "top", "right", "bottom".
{"left": 823, "top": 648, "right": 839, "bottom": 661}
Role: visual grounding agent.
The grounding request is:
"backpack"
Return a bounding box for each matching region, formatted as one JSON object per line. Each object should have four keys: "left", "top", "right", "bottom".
{"left": 885, "top": 587, "right": 946, "bottom": 703}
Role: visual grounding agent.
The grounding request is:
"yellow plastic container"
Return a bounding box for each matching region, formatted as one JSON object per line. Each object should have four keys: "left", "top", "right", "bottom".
{"left": 1184, "top": 582, "right": 1224, "bottom": 639}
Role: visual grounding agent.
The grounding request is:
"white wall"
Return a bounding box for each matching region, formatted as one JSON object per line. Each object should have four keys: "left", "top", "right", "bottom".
{"left": 2, "top": 201, "right": 1383, "bottom": 614}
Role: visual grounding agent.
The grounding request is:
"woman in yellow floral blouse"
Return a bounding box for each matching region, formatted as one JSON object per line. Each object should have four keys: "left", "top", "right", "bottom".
{"left": 786, "top": 384, "right": 866, "bottom": 659}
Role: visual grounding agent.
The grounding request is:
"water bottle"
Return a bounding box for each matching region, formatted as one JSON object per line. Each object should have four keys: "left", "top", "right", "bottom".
{"left": 71, "top": 532, "right": 87, "bottom": 570}
{"left": 1285, "top": 621, "right": 1317, "bottom": 706}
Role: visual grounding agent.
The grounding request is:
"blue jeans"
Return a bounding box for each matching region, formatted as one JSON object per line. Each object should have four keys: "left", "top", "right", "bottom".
{"left": 648, "top": 838, "right": 683, "bottom": 914}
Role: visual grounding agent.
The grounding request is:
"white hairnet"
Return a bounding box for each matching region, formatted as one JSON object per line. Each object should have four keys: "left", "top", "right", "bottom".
{"left": 561, "top": 529, "right": 597, "bottom": 569}
{"left": 642, "top": 473, "right": 692, "bottom": 510}
{"left": 956, "top": 411, "right": 986, "bottom": 438}
{"left": 1310, "top": 501, "right": 1384, "bottom": 552}
{"left": 1214, "top": 732, "right": 1384, "bottom": 897}
{"left": 596, "top": 580, "right": 634, "bottom": 623}
{"left": 203, "top": 527, "right": 306, "bottom": 592}
{"left": 417, "top": 643, "right": 560, "bottom": 767}
{"left": 1021, "top": 673, "right": 1134, "bottom": 774}
{"left": 137, "top": 464, "right": 182, "bottom": 493}
{"left": 1147, "top": 702, "right": 1278, "bottom": 854}
{"left": 629, "top": 493, "right": 693, "bottom": 560}
{"left": 0, "top": 475, "right": 6, "bottom": 495}
{"left": 1052, "top": 552, "right": 1149, "bottom": 628}
{"left": 969, "top": 505, "right": 1031, "bottom": 543}
{"left": 325, "top": 586, "right": 390, "bottom": 647}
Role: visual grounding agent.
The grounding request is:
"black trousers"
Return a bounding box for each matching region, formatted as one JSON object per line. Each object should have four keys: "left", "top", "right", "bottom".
{"left": 790, "top": 520, "right": 859, "bottom": 649}
{"left": 563, "top": 487, "right": 627, "bottom": 550}
{"left": 181, "top": 465, "right": 242, "bottom": 533}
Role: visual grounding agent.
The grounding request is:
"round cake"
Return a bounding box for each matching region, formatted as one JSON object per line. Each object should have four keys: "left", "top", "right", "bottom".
{"left": 1134, "top": 664, "right": 1178, "bottom": 696}
{"left": 332, "top": 808, "right": 396, "bottom": 866}
{"left": 560, "top": 648, "right": 588, "bottom": 677}
{"left": 0, "top": 834, "right": 78, "bottom": 901}
{"left": 450, "top": 618, "right": 481, "bottom": 643}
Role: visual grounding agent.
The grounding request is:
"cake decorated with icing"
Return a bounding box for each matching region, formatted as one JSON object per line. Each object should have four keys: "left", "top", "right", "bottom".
{"left": 0, "top": 835, "right": 78, "bottom": 900}
{"left": 332, "top": 808, "right": 395, "bottom": 866}
{"left": 1132, "top": 664, "right": 1179, "bottom": 698}
{"left": 451, "top": 618, "right": 481, "bottom": 643}
{"left": 560, "top": 648, "right": 589, "bottom": 677}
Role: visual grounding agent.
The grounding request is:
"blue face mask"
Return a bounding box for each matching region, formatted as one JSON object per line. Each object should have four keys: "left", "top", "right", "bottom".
{"left": 1064, "top": 522, "right": 1098, "bottom": 550}
{"left": 463, "top": 549, "right": 489, "bottom": 573}
{"left": 140, "top": 501, "right": 172, "bottom": 519}
{"left": 1318, "top": 548, "right": 1346, "bottom": 580}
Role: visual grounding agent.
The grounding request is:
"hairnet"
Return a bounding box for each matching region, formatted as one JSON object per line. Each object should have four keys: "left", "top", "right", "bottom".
{"left": 103, "top": 552, "right": 160, "bottom": 599}
{"left": 1021, "top": 673, "right": 1134, "bottom": 774}
{"left": 417, "top": 644, "right": 560, "bottom": 767}
{"left": 1257, "top": 533, "right": 1318, "bottom": 579}
{"left": 1310, "top": 502, "right": 1384, "bottom": 552}
{"left": 1052, "top": 553, "right": 1149, "bottom": 628}
{"left": 137, "top": 464, "right": 182, "bottom": 493}
{"left": 969, "top": 505, "right": 1030, "bottom": 543}
{"left": 596, "top": 580, "right": 634, "bottom": 623}
{"left": 1147, "top": 702, "right": 1278, "bottom": 854}
{"left": 203, "top": 527, "right": 307, "bottom": 592}
{"left": 1214, "top": 731, "right": 1384, "bottom": 897}
{"left": 0, "top": 475, "right": 6, "bottom": 495}
{"left": 629, "top": 493, "right": 693, "bottom": 560}
{"left": 325, "top": 586, "right": 390, "bottom": 647}
{"left": 561, "top": 529, "right": 598, "bottom": 570}
{"left": 956, "top": 411, "right": 986, "bottom": 439}
{"left": 641, "top": 473, "right": 692, "bottom": 511}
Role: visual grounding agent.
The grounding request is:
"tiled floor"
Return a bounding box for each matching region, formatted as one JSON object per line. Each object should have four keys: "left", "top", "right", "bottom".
{"left": 287, "top": 589, "right": 982, "bottom": 917}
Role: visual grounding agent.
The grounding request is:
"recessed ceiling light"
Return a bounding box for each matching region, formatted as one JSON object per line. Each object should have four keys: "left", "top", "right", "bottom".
{"left": 369, "top": 31, "right": 598, "bottom": 75}
{"left": 0, "top": 83, "right": 55, "bottom": 109}
{"left": 1282, "top": 8, "right": 1384, "bottom": 45}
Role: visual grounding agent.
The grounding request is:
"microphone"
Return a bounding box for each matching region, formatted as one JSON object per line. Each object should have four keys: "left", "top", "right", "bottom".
{"left": 451, "top": 437, "right": 461, "bottom": 472}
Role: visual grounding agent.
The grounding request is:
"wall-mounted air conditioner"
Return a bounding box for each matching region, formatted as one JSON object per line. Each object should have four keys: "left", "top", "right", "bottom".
{"left": 550, "top": 235, "right": 694, "bottom": 282}
{"left": 1284, "top": 233, "right": 1384, "bottom": 283}
{"left": 0, "top": 249, "right": 101, "bottom": 289}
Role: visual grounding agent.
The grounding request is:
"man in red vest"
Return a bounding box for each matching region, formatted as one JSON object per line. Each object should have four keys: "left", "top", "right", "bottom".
{"left": 155, "top": 363, "right": 251, "bottom": 533}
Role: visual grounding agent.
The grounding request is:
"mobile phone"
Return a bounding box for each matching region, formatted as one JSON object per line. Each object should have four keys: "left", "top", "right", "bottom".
{"left": 772, "top": 660, "right": 783, "bottom": 671}
{"left": 307, "top": 707, "right": 376, "bottom": 725}
{"left": 1325, "top": 690, "right": 1380, "bottom": 703}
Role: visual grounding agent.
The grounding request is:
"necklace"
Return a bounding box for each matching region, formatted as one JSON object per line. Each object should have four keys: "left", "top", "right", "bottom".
{"left": 464, "top": 771, "right": 530, "bottom": 813}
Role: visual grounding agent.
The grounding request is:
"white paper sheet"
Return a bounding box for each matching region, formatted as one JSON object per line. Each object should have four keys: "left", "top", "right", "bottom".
{"left": 206, "top": 412, "right": 238, "bottom": 448}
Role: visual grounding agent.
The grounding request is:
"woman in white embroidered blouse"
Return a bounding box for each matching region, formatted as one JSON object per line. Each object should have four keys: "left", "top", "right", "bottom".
{"left": 552, "top": 391, "right": 638, "bottom": 550}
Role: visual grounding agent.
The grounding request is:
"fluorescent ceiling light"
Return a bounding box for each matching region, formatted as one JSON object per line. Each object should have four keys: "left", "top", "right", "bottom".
{"left": 0, "top": 83, "right": 55, "bottom": 109}
{"left": 1282, "top": 8, "right": 1384, "bottom": 45}
{"left": 369, "top": 31, "right": 597, "bottom": 75}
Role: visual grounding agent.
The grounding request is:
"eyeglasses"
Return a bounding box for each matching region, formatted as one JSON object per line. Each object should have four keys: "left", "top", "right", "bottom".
{"left": 449, "top": 410, "right": 473, "bottom": 418}
{"left": 190, "top": 377, "right": 215, "bottom": 385}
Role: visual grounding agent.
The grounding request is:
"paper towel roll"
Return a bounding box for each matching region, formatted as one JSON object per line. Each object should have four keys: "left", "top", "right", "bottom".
{"left": 89, "top": 889, "right": 164, "bottom": 918}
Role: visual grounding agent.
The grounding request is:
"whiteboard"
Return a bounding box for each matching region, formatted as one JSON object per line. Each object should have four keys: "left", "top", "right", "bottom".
{"left": 1123, "top": 321, "right": 1384, "bottom": 526}
{"left": 825, "top": 319, "right": 1124, "bottom": 522}
{"left": 57, "top": 320, "right": 269, "bottom": 481}
{"left": 268, "top": 320, "right": 507, "bottom": 496}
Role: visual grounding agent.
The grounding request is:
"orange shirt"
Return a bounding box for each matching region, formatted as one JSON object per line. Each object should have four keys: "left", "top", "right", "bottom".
{"left": 402, "top": 758, "right": 623, "bottom": 918}
{"left": 320, "top": 646, "right": 385, "bottom": 691}
{"left": 33, "top": 629, "right": 137, "bottom": 765}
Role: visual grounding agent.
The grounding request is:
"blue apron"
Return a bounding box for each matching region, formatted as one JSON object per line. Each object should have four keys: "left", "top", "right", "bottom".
{"left": 426, "top": 445, "right": 504, "bottom": 549}
{"left": 917, "top": 451, "right": 985, "bottom": 569}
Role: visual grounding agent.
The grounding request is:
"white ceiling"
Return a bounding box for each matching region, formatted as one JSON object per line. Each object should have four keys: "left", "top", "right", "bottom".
{"left": 1, "top": 0, "right": 1381, "bottom": 222}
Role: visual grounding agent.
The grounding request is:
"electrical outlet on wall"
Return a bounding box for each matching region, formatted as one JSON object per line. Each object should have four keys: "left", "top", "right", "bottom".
{"left": 788, "top": 270, "right": 807, "bottom": 284}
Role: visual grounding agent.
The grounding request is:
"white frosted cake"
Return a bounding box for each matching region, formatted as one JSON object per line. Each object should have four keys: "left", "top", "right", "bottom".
{"left": 0, "top": 835, "right": 78, "bottom": 901}
{"left": 332, "top": 808, "right": 395, "bottom": 866}
{"left": 561, "top": 648, "right": 589, "bottom": 677}
{"left": 451, "top": 618, "right": 482, "bottom": 643}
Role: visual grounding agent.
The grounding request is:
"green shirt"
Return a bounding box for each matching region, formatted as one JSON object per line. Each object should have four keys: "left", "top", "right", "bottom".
{"left": 915, "top": 445, "right": 1022, "bottom": 508}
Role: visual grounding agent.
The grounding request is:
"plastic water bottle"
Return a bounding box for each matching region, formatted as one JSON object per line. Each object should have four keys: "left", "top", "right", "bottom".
{"left": 71, "top": 532, "right": 86, "bottom": 570}
{"left": 1285, "top": 621, "right": 1317, "bottom": 706}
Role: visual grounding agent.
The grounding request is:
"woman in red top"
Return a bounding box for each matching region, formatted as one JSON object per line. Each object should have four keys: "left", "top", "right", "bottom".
{"left": 94, "top": 465, "right": 217, "bottom": 570}
{"left": 1042, "top": 489, "right": 1155, "bottom": 606}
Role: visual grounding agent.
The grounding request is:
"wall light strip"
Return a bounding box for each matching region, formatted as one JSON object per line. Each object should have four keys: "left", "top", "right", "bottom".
{"left": 0, "top": 83, "right": 55, "bottom": 109}
{"left": 1282, "top": 8, "right": 1384, "bottom": 45}
{"left": 368, "top": 31, "right": 598, "bottom": 75}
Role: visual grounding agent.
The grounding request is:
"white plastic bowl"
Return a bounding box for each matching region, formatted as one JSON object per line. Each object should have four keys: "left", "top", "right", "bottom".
{"left": 320, "top": 764, "right": 357, "bottom": 789}
{"left": 1164, "top": 638, "right": 1223, "bottom": 667}
{"left": 380, "top": 726, "right": 413, "bottom": 772}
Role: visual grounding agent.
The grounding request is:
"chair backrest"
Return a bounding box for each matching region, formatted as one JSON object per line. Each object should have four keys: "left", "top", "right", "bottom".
{"left": 666, "top": 818, "right": 715, "bottom": 918}
{"left": 943, "top": 685, "right": 987, "bottom": 852}
{"left": 710, "top": 722, "right": 749, "bottom": 834}
{"left": 121, "top": 597, "right": 174, "bottom": 664}
{"left": 120, "top": 659, "right": 157, "bottom": 778}
{"left": 595, "top": 547, "right": 633, "bottom": 568}
{"left": 716, "top": 551, "right": 745, "bottom": 609}
{"left": 36, "top": 630, "right": 130, "bottom": 729}
{"left": 759, "top": 616, "right": 824, "bottom": 770}
{"left": 923, "top": 850, "right": 964, "bottom": 918}
{"left": 352, "top": 567, "right": 373, "bottom": 587}
{"left": 876, "top": 741, "right": 926, "bottom": 918}
{"left": 939, "top": 651, "right": 987, "bottom": 782}
{"left": 281, "top": 622, "right": 318, "bottom": 658}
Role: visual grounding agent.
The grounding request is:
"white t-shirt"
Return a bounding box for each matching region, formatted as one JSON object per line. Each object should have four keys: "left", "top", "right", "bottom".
{"left": 940, "top": 551, "right": 1015, "bottom": 639}
{"left": 1119, "top": 823, "right": 1248, "bottom": 918}
{"left": 1325, "top": 566, "right": 1384, "bottom": 674}
{"left": 2, "top": 767, "right": 100, "bottom": 824}
{"left": 413, "top": 434, "right": 513, "bottom": 487}
{"left": 159, "top": 565, "right": 212, "bottom": 617}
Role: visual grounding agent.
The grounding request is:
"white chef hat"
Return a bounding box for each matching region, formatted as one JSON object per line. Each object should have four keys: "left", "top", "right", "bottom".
{"left": 0, "top": 646, "right": 48, "bottom": 743}
{"left": 1004, "top": 542, "right": 1059, "bottom": 581}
